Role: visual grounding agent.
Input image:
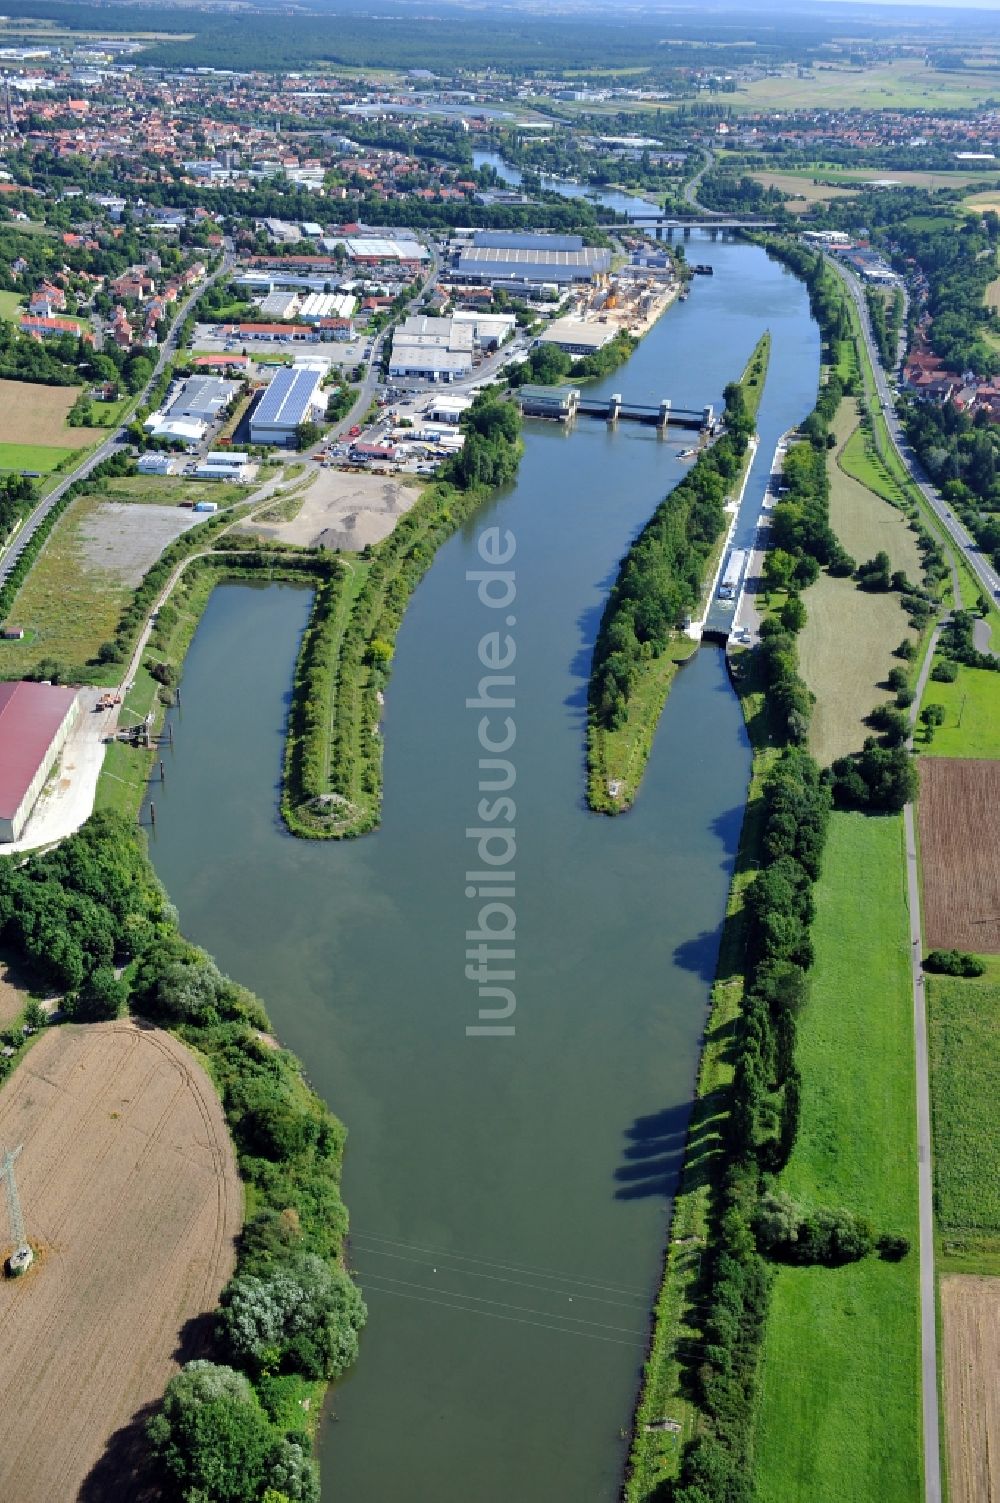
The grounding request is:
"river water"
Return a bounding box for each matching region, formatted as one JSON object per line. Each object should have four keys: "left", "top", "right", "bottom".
{"left": 473, "top": 147, "right": 655, "bottom": 220}
{"left": 146, "top": 237, "right": 818, "bottom": 1502}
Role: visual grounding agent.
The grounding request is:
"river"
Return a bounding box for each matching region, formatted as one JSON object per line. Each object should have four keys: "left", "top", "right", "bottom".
{"left": 145, "top": 236, "right": 819, "bottom": 1502}
{"left": 472, "top": 147, "right": 657, "bottom": 221}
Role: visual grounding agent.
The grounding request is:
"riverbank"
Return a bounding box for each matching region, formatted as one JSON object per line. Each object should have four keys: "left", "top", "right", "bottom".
{"left": 587, "top": 332, "right": 770, "bottom": 815}
{"left": 0, "top": 810, "right": 361, "bottom": 1498}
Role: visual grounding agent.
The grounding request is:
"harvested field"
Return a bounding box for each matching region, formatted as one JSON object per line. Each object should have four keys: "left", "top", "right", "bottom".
{"left": 941, "top": 1276, "right": 1000, "bottom": 1503}
{"left": 751, "top": 172, "right": 856, "bottom": 211}
{"left": 0, "top": 378, "right": 104, "bottom": 448}
{"left": 798, "top": 572, "right": 914, "bottom": 766}
{"left": 243, "top": 467, "right": 422, "bottom": 552}
{"left": 0, "top": 1020, "right": 241, "bottom": 1503}
{"left": 918, "top": 758, "right": 1000, "bottom": 954}
{"left": 830, "top": 403, "right": 923, "bottom": 580}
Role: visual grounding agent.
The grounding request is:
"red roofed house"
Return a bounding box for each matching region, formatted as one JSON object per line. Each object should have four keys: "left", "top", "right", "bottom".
{"left": 0, "top": 680, "right": 80, "bottom": 842}
{"left": 19, "top": 314, "right": 86, "bottom": 341}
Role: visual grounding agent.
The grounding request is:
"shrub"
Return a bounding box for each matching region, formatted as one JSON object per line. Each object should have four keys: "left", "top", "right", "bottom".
{"left": 923, "top": 949, "right": 986, "bottom": 977}
{"left": 219, "top": 1253, "right": 367, "bottom": 1382}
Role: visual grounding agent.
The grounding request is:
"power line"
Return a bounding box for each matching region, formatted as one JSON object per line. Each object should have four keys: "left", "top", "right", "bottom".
{"left": 355, "top": 1270, "right": 649, "bottom": 1337}
{"left": 356, "top": 1279, "right": 648, "bottom": 1349}
{"left": 349, "top": 1229, "right": 651, "bottom": 1299}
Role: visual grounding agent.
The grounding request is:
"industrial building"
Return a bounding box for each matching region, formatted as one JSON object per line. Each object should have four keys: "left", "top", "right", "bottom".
{"left": 166, "top": 375, "right": 241, "bottom": 423}
{"left": 453, "top": 232, "right": 611, "bottom": 286}
{"left": 538, "top": 318, "right": 616, "bottom": 356}
{"left": 449, "top": 310, "right": 516, "bottom": 351}
{"left": 389, "top": 315, "right": 475, "bottom": 383}
{"left": 194, "top": 451, "right": 256, "bottom": 481}
{"left": 250, "top": 362, "right": 327, "bottom": 445}
{"left": 0, "top": 681, "right": 80, "bottom": 843}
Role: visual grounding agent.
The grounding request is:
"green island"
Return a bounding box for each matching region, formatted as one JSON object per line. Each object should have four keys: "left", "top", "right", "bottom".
{"left": 586, "top": 331, "right": 770, "bottom": 814}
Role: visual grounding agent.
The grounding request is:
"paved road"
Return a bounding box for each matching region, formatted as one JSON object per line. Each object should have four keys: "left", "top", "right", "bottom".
{"left": 0, "top": 248, "right": 235, "bottom": 590}
{"left": 826, "top": 255, "right": 1000, "bottom": 605}
{"left": 683, "top": 147, "right": 714, "bottom": 210}
{"left": 904, "top": 622, "right": 944, "bottom": 1503}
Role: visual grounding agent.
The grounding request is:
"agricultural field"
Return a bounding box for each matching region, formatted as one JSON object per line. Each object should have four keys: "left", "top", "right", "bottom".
{"left": 829, "top": 404, "right": 923, "bottom": 581}
{"left": 927, "top": 971, "right": 1000, "bottom": 1270}
{"left": 940, "top": 1277, "right": 1000, "bottom": 1503}
{"left": 0, "top": 379, "right": 104, "bottom": 450}
{"left": 917, "top": 758, "right": 1000, "bottom": 954}
{"left": 0, "top": 495, "right": 201, "bottom": 676}
{"left": 0, "top": 1020, "right": 241, "bottom": 1503}
{"left": 798, "top": 572, "right": 914, "bottom": 766}
{"left": 753, "top": 812, "right": 921, "bottom": 1503}
{"left": 918, "top": 663, "right": 1000, "bottom": 760}
{"left": 731, "top": 59, "right": 1000, "bottom": 113}
{"left": 750, "top": 173, "right": 857, "bottom": 211}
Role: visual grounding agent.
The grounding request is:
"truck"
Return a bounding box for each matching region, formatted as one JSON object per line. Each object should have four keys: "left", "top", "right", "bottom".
{"left": 718, "top": 549, "right": 746, "bottom": 602}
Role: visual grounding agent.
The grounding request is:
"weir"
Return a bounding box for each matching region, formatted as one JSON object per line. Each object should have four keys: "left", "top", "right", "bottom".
{"left": 518, "top": 385, "right": 713, "bottom": 431}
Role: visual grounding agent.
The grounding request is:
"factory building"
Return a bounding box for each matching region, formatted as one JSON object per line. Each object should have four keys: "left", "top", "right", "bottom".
{"left": 453, "top": 232, "right": 611, "bottom": 287}
{"left": 165, "top": 376, "right": 241, "bottom": 423}
{"left": 537, "top": 318, "right": 616, "bottom": 357}
{"left": 388, "top": 315, "right": 475, "bottom": 383}
{"left": 0, "top": 681, "right": 80, "bottom": 843}
{"left": 250, "top": 362, "right": 327, "bottom": 445}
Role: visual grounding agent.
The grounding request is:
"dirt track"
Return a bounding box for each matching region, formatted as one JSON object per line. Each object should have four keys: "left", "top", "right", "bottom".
{"left": 0, "top": 1020, "right": 241, "bottom": 1502}
{"left": 941, "top": 1276, "right": 1000, "bottom": 1503}
{"left": 917, "top": 758, "right": 1000, "bottom": 954}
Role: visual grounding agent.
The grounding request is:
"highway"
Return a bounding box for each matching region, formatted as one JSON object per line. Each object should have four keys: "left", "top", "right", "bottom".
{"left": 0, "top": 247, "right": 235, "bottom": 590}
{"left": 826, "top": 255, "right": 1000, "bottom": 604}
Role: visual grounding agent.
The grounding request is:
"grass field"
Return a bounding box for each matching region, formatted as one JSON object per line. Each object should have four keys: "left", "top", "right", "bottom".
{"left": 919, "top": 663, "right": 1000, "bottom": 759}
{"left": 750, "top": 172, "right": 855, "bottom": 211}
{"left": 798, "top": 572, "right": 913, "bottom": 766}
{"left": 753, "top": 811, "right": 922, "bottom": 1503}
{"left": 0, "top": 290, "right": 24, "bottom": 321}
{"left": 0, "top": 441, "right": 79, "bottom": 473}
{"left": 927, "top": 974, "right": 1000, "bottom": 1273}
{"left": 0, "top": 1020, "right": 240, "bottom": 1503}
{"left": 0, "top": 495, "right": 199, "bottom": 676}
{"left": 829, "top": 403, "right": 923, "bottom": 581}
{"left": 99, "top": 473, "right": 254, "bottom": 506}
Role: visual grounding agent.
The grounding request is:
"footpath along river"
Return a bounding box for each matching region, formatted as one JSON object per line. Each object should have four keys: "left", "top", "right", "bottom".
{"left": 146, "top": 236, "right": 819, "bottom": 1501}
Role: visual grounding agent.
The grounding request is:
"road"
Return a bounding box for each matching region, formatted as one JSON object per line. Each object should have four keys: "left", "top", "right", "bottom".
{"left": 0, "top": 248, "right": 235, "bottom": 590}
{"left": 904, "top": 625, "right": 944, "bottom": 1503}
{"left": 826, "top": 255, "right": 1000, "bottom": 605}
{"left": 683, "top": 147, "right": 714, "bottom": 210}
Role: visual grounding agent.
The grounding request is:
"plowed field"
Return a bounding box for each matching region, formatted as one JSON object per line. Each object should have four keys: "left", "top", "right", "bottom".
{"left": 917, "top": 758, "right": 1000, "bottom": 954}
{"left": 0, "top": 1020, "right": 241, "bottom": 1502}
{"left": 941, "top": 1276, "right": 1000, "bottom": 1503}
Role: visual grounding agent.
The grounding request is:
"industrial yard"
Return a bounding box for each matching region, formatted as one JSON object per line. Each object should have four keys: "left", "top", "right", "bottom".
{"left": 242, "top": 466, "right": 422, "bottom": 551}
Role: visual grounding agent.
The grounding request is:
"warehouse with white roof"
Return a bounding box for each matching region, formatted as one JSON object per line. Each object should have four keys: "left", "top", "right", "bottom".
{"left": 250, "top": 362, "right": 328, "bottom": 445}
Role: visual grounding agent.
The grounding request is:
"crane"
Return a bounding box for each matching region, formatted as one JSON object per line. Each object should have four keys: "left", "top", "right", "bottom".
{"left": 1, "top": 1145, "right": 32, "bottom": 1275}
